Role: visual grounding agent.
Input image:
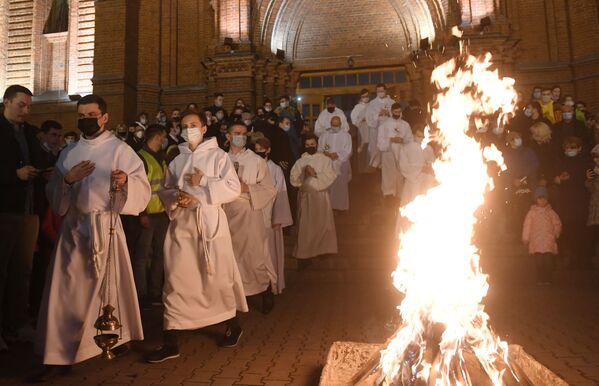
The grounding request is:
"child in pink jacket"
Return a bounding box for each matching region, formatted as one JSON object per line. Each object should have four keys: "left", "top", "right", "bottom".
{"left": 522, "top": 186, "right": 562, "bottom": 284}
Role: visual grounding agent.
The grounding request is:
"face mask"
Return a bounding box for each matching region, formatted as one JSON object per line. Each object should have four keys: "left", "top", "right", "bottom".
{"left": 256, "top": 151, "right": 268, "bottom": 159}
{"left": 135, "top": 130, "right": 144, "bottom": 139}
{"left": 361, "top": 97, "right": 369, "bottom": 103}
{"left": 243, "top": 120, "right": 252, "bottom": 126}
{"left": 377, "top": 92, "right": 386, "bottom": 99}
{"left": 305, "top": 147, "right": 317, "bottom": 155}
{"left": 562, "top": 112, "right": 573, "bottom": 121}
{"left": 182, "top": 127, "right": 203, "bottom": 147}
{"left": 392, "top": 113, "right": 402, "bottom": 120}
{"left": 282, "top": 124, "right": 291, "bottom": 132}
{"left": 216, "top": 112, "right": 224, "bottom": 120}
{"left": 140, "top": 118, "right": 147, "bottom": 125}
{"left": 327, "top": 107, "right": 335, "bottom": 113}
{"left": 492, "top": 126, "right": 504, "bottom": 135}
{"left": 330, "top": 126, "right": 341, "bottom": 133}
{"left": 159, "top": 116, "right": 167, "bottom": 123}
{"left": 513, "top": 138, "right": 523, "bottom": 147}
{"left": 215, "top": 101, "right": 223, "bottom": 107}
{"left": 65, "top": 138, "right": 74, "bottom": 146}
{"left": 524, "top": 108, "right": 533, "bottom": 118}
{"left": 78, "top": 117, "right": 101, "bottom": 137}
{"left": 541, "top": 95, "right": 551, "bottom": 103}
{"left": 172, "top": 116, "right": 181, "bottom": 123}
{"left": 280, "top": 102, "right": 289, "bottom": 109}
{"left": 265, "top": 106, "right": 272, "bottom": 112}
{"left": 533, "top": 91, "right": 541, "bottom": 99}
{"left": 565, "top": 149, "right": 579, "bottom": 157}
{"left": 161, "top": 138, "right": 169, "bottom": 150}
{"left": 231, "top": 134, "right": 247, "bottom": 148}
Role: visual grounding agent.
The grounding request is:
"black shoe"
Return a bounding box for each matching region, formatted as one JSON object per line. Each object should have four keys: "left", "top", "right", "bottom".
{"left": 27, "top": 365, "right": 72, "bottom": 383}
{"left": 220, "top": 325, "right": 243, "bottom": 348}
{"left": 262, "top": 286, "right": 274, "bottom": 314}
{"left": 112, "top": 343, "right": 130, "bottom": 358}
{"left": 146, "top": 346, "right": 180, "bottom": 363}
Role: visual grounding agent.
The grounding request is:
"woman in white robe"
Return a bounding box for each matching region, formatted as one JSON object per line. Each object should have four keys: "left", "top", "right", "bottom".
{"left": 291, "top": 136, "right": 338, "bottom": 259}
{"left": 36, "top": 128, "right": 150, "bottom": 367}
{"left": 318, "top": 118, "right": 353, "bottom": 211}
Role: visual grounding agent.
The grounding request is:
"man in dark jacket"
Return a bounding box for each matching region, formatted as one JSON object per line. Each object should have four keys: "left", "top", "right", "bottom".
{"left": 0, "top": 85, "right": 41, "bottom": 349}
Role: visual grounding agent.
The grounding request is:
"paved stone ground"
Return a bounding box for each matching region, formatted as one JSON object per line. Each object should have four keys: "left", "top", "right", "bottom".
{"left": 1, "top": 173, "right": 598, "bottom": 385}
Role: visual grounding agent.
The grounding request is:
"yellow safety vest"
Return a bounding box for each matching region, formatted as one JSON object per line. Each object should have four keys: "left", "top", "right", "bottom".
{"left": 138, "top": 148, "right": 167, "bottom": 214}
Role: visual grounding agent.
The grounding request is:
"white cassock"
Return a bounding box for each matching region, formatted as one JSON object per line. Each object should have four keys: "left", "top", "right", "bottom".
{"left": 224, "top": 149, "right": 278, "bottom": 296}
{"left": 351, "top": 101, "right": 370, "bottom": 150}
{"left": 399, "top": 142, "right": 435, "bottom": 207}
{"left": 314, "top": 107, "right": 350, "bottom": 137}
{"left": 377, "top": 117, "right": 413, "bottom": 197}
{"left": 36, "top": 130, "right": 151, "bottom": 365}
{"left": 265, "top": 160, "right": 293, "bottom": 294}
{"left": 159, "top": 138, "right": 248, "bottom": 330}
{"left": 366, "top": 95, "right": 395, "bottom": 168}
{"left": 318, "top": 129, "right": 353, "bottom": 211}
{"left": 291, "top": 152, "right": 338, "bottom": 259}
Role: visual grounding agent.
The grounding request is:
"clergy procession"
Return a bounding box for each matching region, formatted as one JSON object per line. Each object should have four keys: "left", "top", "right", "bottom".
{"left": 2, "top": 77, "right": 599, "bottom": 383}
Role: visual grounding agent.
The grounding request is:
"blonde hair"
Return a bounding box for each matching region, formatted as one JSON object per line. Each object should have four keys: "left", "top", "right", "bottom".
{"left": 530, "top": 121, "right": 551, "bottom": 143}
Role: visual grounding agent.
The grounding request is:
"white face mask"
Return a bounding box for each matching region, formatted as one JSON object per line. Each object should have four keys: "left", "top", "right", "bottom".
{"left": 330, "top": 126, "right": 341, "bottom": 133}
{"left": 140, "top": 118, "right": 147, "bottom": 125}
{"left": 282, "top": 124, "right": 291, "bottom": 132}
{"left": 215, "top": 100, "right": 223, "bottom": 107}
{"left": 565, "top": 149, "right": 579, "bottom": 157}
{"left": 492, "top": 126, "right": 504, "bottom": 135}
{"left": 280, "top": 101, "right": 289, "bottom": 109}
{"left": 265, "top": 106, "right": 272, "bottom": 112}
{"left": 65, "top": 138, "right": 74, "bottom": 146}
{"left": 533, "top": 91, "right": 541, "bottom": 99}
{"left": 231, "top": 134, "right": 247, "bottom": 148}
{"left": 377, "top": 92, "right": 386, "bottom": 99}
{"left": 135, "top": 130, "right": 144, "bottom": 139}
{"left": 243, "top": 119, "right": 252, "bottom": 126}
{"left": 513, "top": 137, "right": 523, "bottom": 147}
{"left": 562, "top": 112, "right": 574, "bottom": 121}
{"left": 361, "top": 97, "right": 369, "bottom": 103}
{"left": 542, "top": 95, "right": 551, "bottom": 103}
{"left": 182, "top": 127, "right": 203, "bottom": 147}
{"left": 524, "top": 108, "right": 533, "bottom": 118}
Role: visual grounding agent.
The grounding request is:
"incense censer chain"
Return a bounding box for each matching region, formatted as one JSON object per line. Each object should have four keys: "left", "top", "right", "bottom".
{"left": 93, "top": 180, "right": 123, "bottom": 360}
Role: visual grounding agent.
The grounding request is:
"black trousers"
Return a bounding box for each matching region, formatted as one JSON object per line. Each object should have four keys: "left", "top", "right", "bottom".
{"left": 163, "top": 316, "right": 240, "bottom": 349}
{"left": 0, "top": 214, "right": 38, "bottom": 334}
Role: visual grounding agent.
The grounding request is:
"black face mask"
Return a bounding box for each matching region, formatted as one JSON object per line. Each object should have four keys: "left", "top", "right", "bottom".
{"left": 327, "top": 107, "right": 335, "bottom": 113}
{"left": 255, "top": 151, "right": 268, "bottom": 159}
{"left": 305, "top": 147, "right": 317, "bottom": 155}
{"left": 392, "top": 114, "right": 402, "bottom": 120}
{"left": 78, "top": 117, "right": 101, "bottom": 137}
{"left": 172, "top": 116, "right": 181, "bottom": 123}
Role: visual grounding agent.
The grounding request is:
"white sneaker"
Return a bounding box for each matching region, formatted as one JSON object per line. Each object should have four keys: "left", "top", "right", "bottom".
{"left": 0, "top": 336, "right": 8, "bottom": 351}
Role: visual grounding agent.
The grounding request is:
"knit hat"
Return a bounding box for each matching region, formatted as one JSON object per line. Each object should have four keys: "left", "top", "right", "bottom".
{"left": 534, "top": 186, "right": 548, "bottom": 200}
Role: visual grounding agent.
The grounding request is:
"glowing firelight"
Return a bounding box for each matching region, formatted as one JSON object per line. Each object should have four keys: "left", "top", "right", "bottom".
{"left": 376, "top": 50, "right": 518, "bottom": 384}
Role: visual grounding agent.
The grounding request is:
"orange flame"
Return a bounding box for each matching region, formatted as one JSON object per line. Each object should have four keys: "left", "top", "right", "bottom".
{"left": 378, "top": 51, "right": 517, "bottom": 385}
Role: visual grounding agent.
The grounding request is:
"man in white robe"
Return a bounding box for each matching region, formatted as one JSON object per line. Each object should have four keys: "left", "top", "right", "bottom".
{"left": 318, "top": 116, "right": 353, "bottom": 211}
{"left": 366, "top": 84, "right": 396, "bottom": 168}
{"left": 399, "top": 128, "right": 436, "bottom": 207}
{"left": 147, "top": 110, "right": 248, "bottom": 363}
{"left": 314, "top": 98, "right": 349, "bottom": 137}
{"left": 254, "top": 138, "right": 293, "bottom": 295}
{"left": 291, "top": 135, "right": 338, "bottom": 263}
{"left": 223, "top": 123, "right": 278, "bottom": 311}
{"left": 377, "top": 103, "right": 413, "bottom": 200}
{"left": 34, "top": 95, "right": 151, "bottom": 380}
{"left": 351, "top": 89, "right": 372, "bottom": 174}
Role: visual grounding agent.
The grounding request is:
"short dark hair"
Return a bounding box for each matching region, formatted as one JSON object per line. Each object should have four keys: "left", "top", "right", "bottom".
{"left": 391, "top": 102, "right": 402, "bottom": 110}
{"left": 551, "top": 85, "right": 561, "bottom": 90}
{"left": 40, "top": 120, "right": 63, "bottom": 133}
{"left": 279, "top": 95, "right": 290, "bottom": 101}
{"left": 278, "top": 116, "right": 290, "bottom": 125}
{"left": 78, "top": 94, "right": 107, "bottom": 114}
{"left": 375, "top": 83, "right": 387, "bottom": 90}
{"left": 228, "top": 121, "right": 248, "bottom": 133}
{"left": 303, "top": 133, "right": 318, "bottom": 145}
{"left": 255, "top": 137, "right": 271, "bottom": 150}
{"left": 326, "top": 98, "right": 335, "bottom": 105}
{"left": 360, "top": 88, "right": 369, "bottom": 95}
{"left": 214, "top": 93, "right": 224, "bottom": 98}
{"left": 145, "top": 123, "right": 167, "bottom": 142}
{"left": 3, "top": 85, "right": 33, "bottom": 101}
{"left": 180, "top": 108, "right": 208, "bottom": 127}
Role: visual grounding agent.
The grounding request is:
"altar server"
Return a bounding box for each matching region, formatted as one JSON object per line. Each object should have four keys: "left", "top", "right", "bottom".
{"left": 366, "top": 83, "right": 396, "bottom": 168}
{"left": 314, "top": 98, "right": 349, "bottom": 137}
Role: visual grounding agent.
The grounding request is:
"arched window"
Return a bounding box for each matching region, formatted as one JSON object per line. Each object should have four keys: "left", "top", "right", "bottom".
{"left": 43, "top": 0, "right": 69, "bottom": 34}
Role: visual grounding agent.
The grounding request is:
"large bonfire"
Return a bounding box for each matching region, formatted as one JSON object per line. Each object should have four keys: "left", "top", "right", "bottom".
{"left": 375, "top": 38, "right": 520, "bottom": 385}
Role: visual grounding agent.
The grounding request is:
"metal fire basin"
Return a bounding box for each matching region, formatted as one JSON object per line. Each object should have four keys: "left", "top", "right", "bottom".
{"left": 319, "top": 342, "right": 569, "bottom": 386}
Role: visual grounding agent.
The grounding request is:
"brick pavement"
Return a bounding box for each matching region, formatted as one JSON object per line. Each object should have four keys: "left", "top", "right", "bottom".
{"left": 1, "top": 177, "right": 598, "bottom": 385}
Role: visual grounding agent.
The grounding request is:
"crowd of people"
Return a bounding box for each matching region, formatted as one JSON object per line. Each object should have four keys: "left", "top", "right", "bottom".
{"left": 0, "top": 80, "right": 598, "bottom": 381}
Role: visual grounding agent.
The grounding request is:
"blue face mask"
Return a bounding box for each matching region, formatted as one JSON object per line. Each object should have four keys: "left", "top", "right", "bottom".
{"left": 282, "top": 124, "right": 291, "bottom": 132}
{"left": 562, "top": 112, "right": 573, "bottom": 121}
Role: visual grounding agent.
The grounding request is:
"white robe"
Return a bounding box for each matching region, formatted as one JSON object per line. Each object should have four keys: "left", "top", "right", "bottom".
{"left": 224, "top": 149, "right": 278, "bottom": 296}
{"left": 399, "top": 142, "right": 435, "bottom": 207}
{"left": 318, "top": 129, "right": 353, "bottom": 211}
{"left": 366, "top": 95, "right": 396, "bottom": 168}
{"left": 159, "top": 138, "right": 248, "bottom": 330}
{"left": 377, "top": 118, "right": 413, "bottom": 197}
{"left": 314, "top": 107, "right": 350, "bottom": 137}
{"left": 291, "top": 152, "right": 338, "bottom": 259}
{"left": 351, "top": 101, "right": 370, "bottom": 148}
{"left": 36, "top": 130, "right": 151, "bottom": 365}
{"left": 265, "top": 160, "right": 293, "bottom": 294}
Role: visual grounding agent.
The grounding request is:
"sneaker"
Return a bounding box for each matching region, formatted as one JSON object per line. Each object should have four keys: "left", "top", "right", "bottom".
{"left": 220, "top": 325, "right": 243, "bottom": 348}
{"left": 146, "top": 346, "right": 180, "bottom": 363}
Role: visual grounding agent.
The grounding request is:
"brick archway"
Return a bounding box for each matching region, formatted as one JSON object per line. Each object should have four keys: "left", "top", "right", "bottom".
{"left": 252, "top": 0, "right": 452, "bottom": 71}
